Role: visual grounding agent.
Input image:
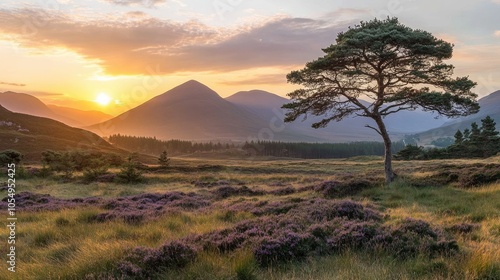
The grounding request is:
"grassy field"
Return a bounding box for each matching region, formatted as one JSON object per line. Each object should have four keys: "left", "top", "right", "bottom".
{"left": 0, "top": 156, "right": 499, "bottom": 280}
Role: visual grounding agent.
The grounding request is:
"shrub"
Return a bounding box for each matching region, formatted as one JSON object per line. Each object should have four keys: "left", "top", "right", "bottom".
{"left": 315, "top": 180, "right": 373, "bottom": 198}
{"left": 446, "top": 223, "right": 480, "bottom": 234}
{"left": 459, "top": 170, "right": 500, "bottom": 188}
{"left": 269, "top": 186, "right": 296, "bottom": 196}
{"left": 292, "top": 199, "right": 382, "bottom": 222}
{"left": 253, "top": 232, "right": 315, "bottom": 266}
{"left": 213, "top": 186, "right": 265, "bottom": 199}
{"left": 41, "top": 150, "right": 75, "bottom": 178}
{"left": 116, "top": 154, "right": 144, "bottom": 184}
{"left": 0, "top": 149, "right": 23, "bottom": 164}
{"left": 327, "top": 220, "right": 382, "bottom": 252}
{"left": 379, "top": 218, "right": 459, "bottom": 258}
{"left": 82, "top": 159, "right": 109, "bottom": 183}
{"left": 118, "top": 241, "right": 197, "bottom": 277}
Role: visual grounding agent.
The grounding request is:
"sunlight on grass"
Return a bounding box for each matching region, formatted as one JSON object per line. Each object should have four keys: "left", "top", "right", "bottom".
{"left": 1, "top": 156, "right": 499, "bottom": 279}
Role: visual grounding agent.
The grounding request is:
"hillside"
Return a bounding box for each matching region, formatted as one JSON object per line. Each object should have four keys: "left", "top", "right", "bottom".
{"left": 0, "top": 105, "right": 120, "bottom": 160}
{"left": 0, "top": 91, "right": 90, "bottom": 127}
{"left": 47, "top": 104, "right": 113, "bottom": 126}
{"left": 415, "top": 90, "right": 500, "bottom": 144}
{"left": 0, "top": 91, "right": 79, "bottom": 124}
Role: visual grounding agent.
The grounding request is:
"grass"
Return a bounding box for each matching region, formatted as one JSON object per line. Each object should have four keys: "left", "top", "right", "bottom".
{"left": 0, "top": 156, "right": 499, "bottom": 279}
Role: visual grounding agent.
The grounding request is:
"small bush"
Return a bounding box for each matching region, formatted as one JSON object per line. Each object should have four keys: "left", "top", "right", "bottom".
{"left": 460, "top": 170, "right": 500, "bottom": 188}
{"left": 83, "top": 164, "right": 109, "bottom": 183}
{"left": 33, "top": 230, "right": 57, "bottom": 247}
{"left": 254, "top": 232, "right": 315, "bottom": 266}
{"left": 380, "top": 218, "right": 459, "bottom": 258}
{"left": 118, "top": 241, "right": 197, "bottom": 278}
{"left": 327, "top": 220, "right": 382, "bottom": 252}
{"left": 315, "top": 180, "right": 373, "bottom": 198}
{"left": 269, "top": 186, "right": 296, "bottom": 196}
{"left": 213, "top": 186, "right": 264, "bottom": 199}
{"left": 116, "top": 154, "right": 144, "bottom": 184}
{"left": 446, "top": 223, "right": 480, "bottom": 234}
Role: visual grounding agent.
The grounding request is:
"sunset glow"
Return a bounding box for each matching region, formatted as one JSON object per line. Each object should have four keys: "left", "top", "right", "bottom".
{"left": 95, "top": 93, "right": 112, "bottom": 106}
{"left": 0, "top": 0, "right": 498, "bottom": 115}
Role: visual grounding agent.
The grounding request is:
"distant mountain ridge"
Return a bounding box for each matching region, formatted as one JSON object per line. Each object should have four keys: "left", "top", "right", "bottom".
{"left": 88, "top": 80, "right": 462, "bottom": 142}
{"left": 0, "top": 105, "right": 120, "bottom": 160}
{"left": 47, "top": 104, "right": 113, "bottom": 126}
{"left": 0, "top": 91, "right": 113, "bottom": 127}
{"left": 5, "top": 81, "right": 497, "bottom": 144}
{"left": 225, "top": 89, "right": 450, "bottom": 141}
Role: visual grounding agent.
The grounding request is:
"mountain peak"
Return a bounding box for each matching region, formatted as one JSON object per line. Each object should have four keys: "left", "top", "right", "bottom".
{"left": 184, "top": 79, "right": 204, "bottom": 85}
{"left": 154, "top": 80, "right": 221, "bottom": 102}
{"left": 226, "top": 90, "right": 288, "bottom": 107}
{"left": 176, "top": 79, "right": 211, "bottom": 91}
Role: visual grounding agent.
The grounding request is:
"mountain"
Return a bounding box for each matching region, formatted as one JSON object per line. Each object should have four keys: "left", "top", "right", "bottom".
{"left": 226, "top": 90, "right": 382, "bottom": 142}
{"left": 87, "top": 80, "right": 471, "bottom": 143}
{"left": 0, "top": 91, "right": 82, "bottom": 127}
{"left": 88, "top": 81, "right": 337, "bottom": 142}
{"left": 415, "top": 90, "right": 500, "bottom": 144}
{"left": 0, "top": 105, "right": 120, "bottom": 160}
{"left": 226, "top": 90, "right": 448, "bottom": 141}
{"left": 0, "top": 91, "right": 62, "bottom": 119}
{"left": 0, "top": 91, "right": 113, "bottom": 127}
{"left": 47, "top": 104, "right": 113, "bottom": 126}
{"left": 226, "top": 90, "right": 288, "bottom": 114}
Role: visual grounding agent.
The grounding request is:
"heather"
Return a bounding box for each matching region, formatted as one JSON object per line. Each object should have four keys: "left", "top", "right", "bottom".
{"left": 1, "top": 156, "right": 499, "bottom": 279}
{"left": 1, "top": 191, "right": 211, "bottom": 223}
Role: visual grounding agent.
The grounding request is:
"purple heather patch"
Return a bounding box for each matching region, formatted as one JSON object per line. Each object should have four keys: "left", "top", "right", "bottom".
{"left": 2, "top": 191, "right": 211, "bottom": 223}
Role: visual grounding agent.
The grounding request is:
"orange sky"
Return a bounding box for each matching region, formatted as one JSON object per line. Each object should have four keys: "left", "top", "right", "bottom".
{"left": 0, "top": 0, "right": 499, "bottom": 115}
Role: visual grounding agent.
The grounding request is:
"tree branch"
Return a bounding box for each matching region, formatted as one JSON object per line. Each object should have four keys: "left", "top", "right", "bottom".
{"left": 365, "top": 124, "right": 382, "bottom": 136}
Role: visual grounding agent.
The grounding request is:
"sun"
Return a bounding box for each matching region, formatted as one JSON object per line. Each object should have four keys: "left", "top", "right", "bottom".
{"left": 95, "top": 92, "right": 112, "bottom": 106}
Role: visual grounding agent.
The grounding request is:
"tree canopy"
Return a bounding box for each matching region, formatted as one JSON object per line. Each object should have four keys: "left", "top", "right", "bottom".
{"left": 283, "top": 18, "right": 479, "bottom": 183}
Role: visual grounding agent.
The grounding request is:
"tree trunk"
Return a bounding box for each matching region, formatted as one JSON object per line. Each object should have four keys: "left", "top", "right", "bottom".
{"left": 374, "top": 116, "right": 395, "bottom": 184}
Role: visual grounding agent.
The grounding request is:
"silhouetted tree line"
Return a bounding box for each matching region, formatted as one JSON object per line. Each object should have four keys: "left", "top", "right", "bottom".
{"left": 395, "top": 116, "right": 500, "bottom": 160}
{"left": 107, "top": 134, "right": 236, "bottom": 155}
{"left": 242, "top": 141, "right": 406, "bottom": 159}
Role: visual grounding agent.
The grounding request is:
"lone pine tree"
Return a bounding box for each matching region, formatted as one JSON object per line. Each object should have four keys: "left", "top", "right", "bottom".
{"left": 282, "top": 18, "right": 479, "bottom": 183}
{"left": 158, "top": 150, "right": 170, "bottom": 168}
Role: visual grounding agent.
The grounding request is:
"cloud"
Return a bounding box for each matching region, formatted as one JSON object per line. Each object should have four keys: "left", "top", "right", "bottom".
{"left": 0, "top": 9, "right": 347, "bottom": 76}
{"left": 219, "top": 74, "right": 287, "bottom": 86}
{"left": 125, "top": 11, "right": 150, "bottom": 19}
{"left": 321, "top": 8, "right": 370, "bottom": 23}
{"left": 102, "top": 0, "right": 167, "bottom": 8}
{"left": 0, "top": 81, "right": 26, "bottom": 87}
{"left": 495, "top": 30, "right": 500, "bottom": 37}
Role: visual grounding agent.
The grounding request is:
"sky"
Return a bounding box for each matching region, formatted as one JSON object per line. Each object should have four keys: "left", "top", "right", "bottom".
{"left": 0, "top": 0, "right": 499, "bottom": 115}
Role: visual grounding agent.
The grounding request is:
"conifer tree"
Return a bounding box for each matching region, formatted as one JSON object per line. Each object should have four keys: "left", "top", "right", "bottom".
{"left": 282, "top": 18, "right": 479, "bottom": 183}
{"left": 158, "top": 150, "right": 170, "bottom": 168}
